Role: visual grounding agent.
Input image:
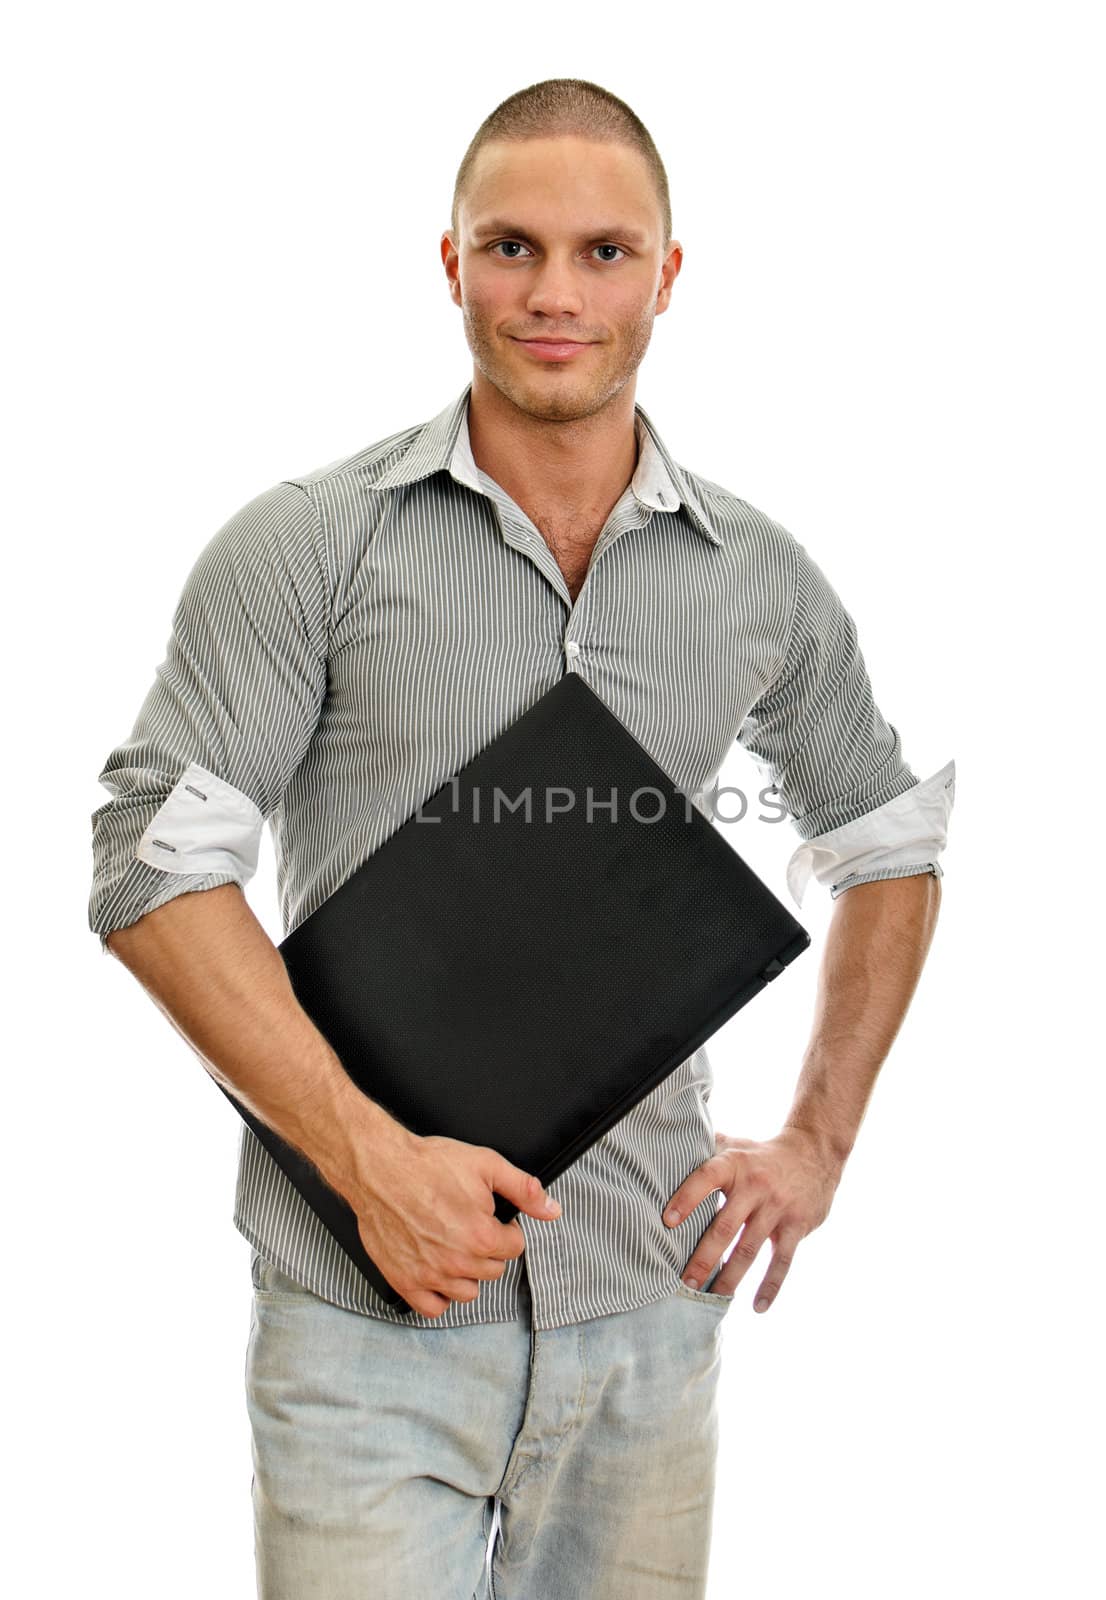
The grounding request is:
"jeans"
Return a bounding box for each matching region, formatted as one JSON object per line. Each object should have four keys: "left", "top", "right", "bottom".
{"left": 245, "top": 1245, "right": 734, "bottom": 1599}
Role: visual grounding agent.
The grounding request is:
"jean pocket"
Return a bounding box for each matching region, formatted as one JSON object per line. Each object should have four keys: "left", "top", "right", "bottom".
{"left": 673, "top": 1262, "right": 736, "bottom": 1310}
{"left": 251, "top": 1247, "right": 311, "bottom": 1298}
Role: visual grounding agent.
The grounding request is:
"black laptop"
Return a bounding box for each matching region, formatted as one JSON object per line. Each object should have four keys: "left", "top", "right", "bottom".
{"left": 216, "top": 672, "right": 810, "bottom": 1311}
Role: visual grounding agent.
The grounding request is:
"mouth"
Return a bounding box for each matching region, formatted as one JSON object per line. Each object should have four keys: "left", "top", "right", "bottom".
{"left": 510, "top": 337, "right": 595, "bottom": 363}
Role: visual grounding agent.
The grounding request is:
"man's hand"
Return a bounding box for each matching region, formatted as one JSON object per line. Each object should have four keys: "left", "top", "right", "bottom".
{"left": 663, "top": 1127, "right": 844, "bottom": 1312}
{"left": 663, "top": 875, "right": 942, "bottom": 1313}
{"left": 351, "top": 1133, "right": 563, "bottom": 1319}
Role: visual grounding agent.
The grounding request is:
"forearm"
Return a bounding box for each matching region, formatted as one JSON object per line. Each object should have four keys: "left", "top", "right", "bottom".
{"left": 104, "top": 883, "right": 414, "bottom": 1203}
{"left": 783, "top": 872, "right": 942, "bottom": 1166}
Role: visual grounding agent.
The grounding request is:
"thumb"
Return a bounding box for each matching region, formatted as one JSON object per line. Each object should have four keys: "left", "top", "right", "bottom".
{"left": 496, "top": 1159, "right": 561, "bottom": 1219}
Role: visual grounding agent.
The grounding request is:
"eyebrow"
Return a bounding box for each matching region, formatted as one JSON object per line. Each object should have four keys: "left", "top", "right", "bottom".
{"left": 470, "top": 218, "right": 650, "bottom": 247}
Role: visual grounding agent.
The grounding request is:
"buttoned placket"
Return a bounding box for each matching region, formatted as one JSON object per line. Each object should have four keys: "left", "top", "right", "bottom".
{"left": 473, "top": 469, "right": 657, "bottom": 673}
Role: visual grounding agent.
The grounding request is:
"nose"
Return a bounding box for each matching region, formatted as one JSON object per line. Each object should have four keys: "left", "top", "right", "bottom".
{"left": 524, "top": 253, "right": 585, "bottom": 319}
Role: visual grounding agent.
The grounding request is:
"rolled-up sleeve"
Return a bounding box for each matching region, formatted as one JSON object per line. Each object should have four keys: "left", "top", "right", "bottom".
{"left": 737, "top": 534, "right": 955, "bottom": 909}
{"left": 88, "top": 481, "right": 330, "bottom": 953}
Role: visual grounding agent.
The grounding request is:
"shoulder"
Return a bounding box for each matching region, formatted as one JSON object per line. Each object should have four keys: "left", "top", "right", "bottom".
{"left": 676, "top": 465, "right": 803, "bottom": 613}
{"left": 680, "top": 465, "right": 846, "bottom": 608}
{"left": 679, "top": 463, "right": 800, "bottom": 565}
{"left": 192, "top": 480, "right": 329, "bottom": 603}
{"left": 271, "top": 417, "right": 431, "bottom": 589}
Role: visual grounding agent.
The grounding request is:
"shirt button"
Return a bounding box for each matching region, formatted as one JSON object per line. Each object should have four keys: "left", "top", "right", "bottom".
{"left": 564, "top": 640, "right": 581, "bottom": 658}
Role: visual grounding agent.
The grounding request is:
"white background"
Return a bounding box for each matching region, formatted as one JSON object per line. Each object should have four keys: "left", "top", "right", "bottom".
{"left": 6, "top": 2, "right": 1101, "bottom": 1595}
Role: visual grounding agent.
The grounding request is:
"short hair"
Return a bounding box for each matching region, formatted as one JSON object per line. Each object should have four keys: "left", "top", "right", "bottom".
{"left": 451, "top": 78, "right": 672, "bottom": 252}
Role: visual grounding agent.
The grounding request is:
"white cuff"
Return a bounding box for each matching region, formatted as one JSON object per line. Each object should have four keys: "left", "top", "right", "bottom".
{"left": 134, "top": 760, "right": 264, "bottom": 882}
{"left": 785, "top": 759, "right": 956, "bottom": 909}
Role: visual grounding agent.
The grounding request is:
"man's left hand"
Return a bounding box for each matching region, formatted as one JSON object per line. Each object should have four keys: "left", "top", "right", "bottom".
{"left": 663, "top": 1127, "right": 844, "bottom": 1312}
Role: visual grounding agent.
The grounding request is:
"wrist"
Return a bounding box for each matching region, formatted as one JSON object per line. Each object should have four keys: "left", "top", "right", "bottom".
{"left": 300, "top": 1069, "right": 417, "bottom": 1205}
{"left": 780, "top": 1117, "right": 852, "bottom": 1172}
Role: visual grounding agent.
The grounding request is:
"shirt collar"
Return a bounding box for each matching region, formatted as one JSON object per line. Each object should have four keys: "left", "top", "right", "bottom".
{"left": 366, "top": 382, "right": 723, "bottom": 547}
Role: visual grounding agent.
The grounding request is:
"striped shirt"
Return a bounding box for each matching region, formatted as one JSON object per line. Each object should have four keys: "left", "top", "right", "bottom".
{"left": 88, "top": 381, "right": 955, "bottom": 1331}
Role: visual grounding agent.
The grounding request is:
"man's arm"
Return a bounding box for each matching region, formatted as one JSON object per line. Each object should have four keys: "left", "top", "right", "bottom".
{"left": 91, "top": 482, "right": 414, "bottom": 1203}
{"left": 782, "top": 870, "right": 942, "bottom": 1168}
{"left": 105, "top": 882, "right": 416, "bottom": 1208}
{"left": 665, "top": 523, "right": 953, "bottom": 1308}
{"left": 90, "top": 484, "right": 561, "bottom": 1314}
{"left": 88, "top": 482, "right": 331, "bottom": 953}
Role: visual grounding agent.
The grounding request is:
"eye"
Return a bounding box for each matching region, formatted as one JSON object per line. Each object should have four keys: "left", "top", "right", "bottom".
{"left": 487, "top": 241, "right": 628, "bottom": 262}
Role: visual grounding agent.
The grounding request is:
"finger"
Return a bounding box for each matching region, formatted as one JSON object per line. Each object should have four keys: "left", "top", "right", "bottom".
{"left": 442, "top": 1272, "right": 489, "bottom": 1302}
{"left": 433, "top": 1253, "right": 509, "bottom": 1305}
{"left": 409, "top": 1289, "right": 455, "bottom": 1318}
{"left": 470, "top": 1218, "right": 527, "bottom": 1279}
{"left": 664, "top": 1158, "right": 726, "bottom": 1227}
{"left": 751, "top": 1230, "right": 801, "bottom": 1312}
{"left": 709, "top": 1215, "right": 770, "bottom": 1295}
{"left": 681, "top": 1195, "right": 754, "bottom": 1289}
{"left": 494, "top": 1218, "right": 528, "bottom": 1259}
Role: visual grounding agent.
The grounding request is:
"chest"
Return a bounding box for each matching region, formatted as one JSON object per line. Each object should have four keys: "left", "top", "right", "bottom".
{"left": 325, "top": 492, "right": 776, "bottom": 820}
{"left": 530, "top": 515, "right": 602, "bottom": 604}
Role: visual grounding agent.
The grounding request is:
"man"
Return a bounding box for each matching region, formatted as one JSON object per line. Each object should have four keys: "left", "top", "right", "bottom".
{"left": 89, "top": 76, "right": 955, "bottom": 1600}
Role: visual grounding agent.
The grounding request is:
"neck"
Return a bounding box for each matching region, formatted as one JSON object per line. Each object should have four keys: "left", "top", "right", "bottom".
{"left": 465, "top": 369, "right": 639, "bottom": 519}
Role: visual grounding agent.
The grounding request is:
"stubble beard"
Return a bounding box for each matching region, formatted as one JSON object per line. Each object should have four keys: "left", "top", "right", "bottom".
{"left": 461, "top": 300, "right": 656, "bottom": 426}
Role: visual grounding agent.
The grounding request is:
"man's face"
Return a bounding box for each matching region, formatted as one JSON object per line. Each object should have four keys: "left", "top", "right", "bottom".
{"left": 443, "top": 136, "right": 682, "bottom": 424}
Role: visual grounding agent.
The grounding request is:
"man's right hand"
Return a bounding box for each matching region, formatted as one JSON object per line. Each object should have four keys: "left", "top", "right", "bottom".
{"left": 351, "top": 1131, "right": 562, "bottom": 1318}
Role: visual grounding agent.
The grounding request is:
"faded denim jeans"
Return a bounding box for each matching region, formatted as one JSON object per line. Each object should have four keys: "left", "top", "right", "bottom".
{"left": 245, "top": 1245, "right": 734, "bottom": 1599}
